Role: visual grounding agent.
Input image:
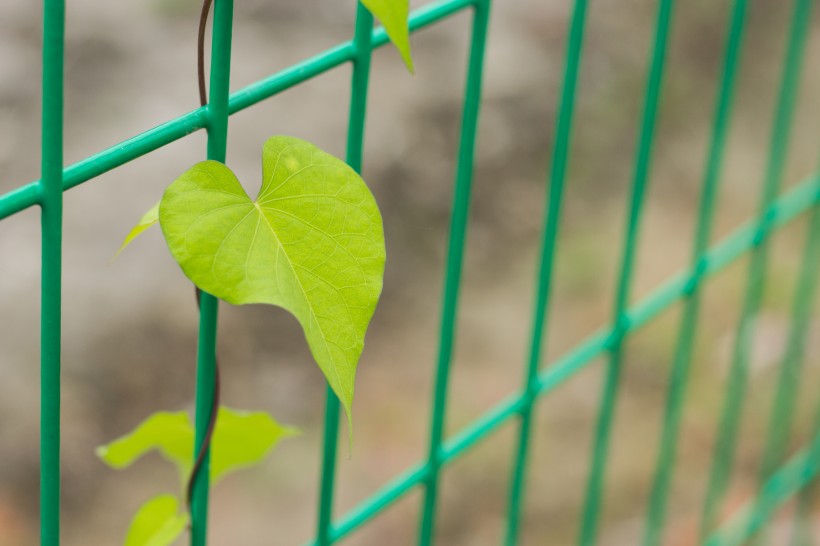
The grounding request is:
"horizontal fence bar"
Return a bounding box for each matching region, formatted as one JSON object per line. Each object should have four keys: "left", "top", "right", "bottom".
{"left": 0, "top": 183, "right": 42, "bottom": 219}
{"left": 231, "top": 0, "right": 476, "bottom": 114}
{"left": 303, "top": 174, "right": 819, "bottom": 545}
{"left": 0, "top": 0, "right": 476, "bottom": 221}
{"left": 327, "top": 465, "right": 429, "bottom": 543}
{"left": 705, "top": 428, "right": 820, "bottom": 546}
{"left": 0, "top": 108, "right": 206, "bottom": 220}
{"left": 229, "top": 43, "right": 354, "bottom": 116}
{"left": 3, "top": 0, "right": 816, "bottom": 542}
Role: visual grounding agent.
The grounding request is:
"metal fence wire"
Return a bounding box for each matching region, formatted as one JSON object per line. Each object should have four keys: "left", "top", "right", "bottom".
{"left": 1, "top": 0, "right": 819, "bottom": 544}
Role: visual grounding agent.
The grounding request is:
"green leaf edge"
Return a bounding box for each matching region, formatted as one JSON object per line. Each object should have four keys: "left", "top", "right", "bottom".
{"left": 124, "top": 494, "right": 188, "bottom": 546}
{"left": 95, "top": 411, "right": 194, "bottom": 478}
{"left": 361, "top": 0, "right": 415, "bottom": 73}
{"left": 211, "top": 407, "right": 300, "bottom": 484}
{"left": 157, "top": 137, "right": 386, "bottom": 435}
{"left": 96, "top": 407, "right": 298, "bottom": 485}
{"left": 114, "top": 201, "right": 160, "bottom": 258}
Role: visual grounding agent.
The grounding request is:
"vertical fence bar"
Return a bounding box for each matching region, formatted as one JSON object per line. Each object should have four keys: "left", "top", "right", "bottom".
{"left": 40, "top": 0, "right": 65, "bottom": 544}
{"left": 791, "top": 393, "right": 820, "bottom": 546}
{"left": 18, "top": 1, "right": 820, "bottom": 544}
{"left": 758, "top": 178, "right": 820, "bottom": 487}
{"left": 790, "top": 484, "right": 817, "bottom": 546}
{"left": 784, "top": 166, "right": 820, "bottom": 546}
{"left": 418, "top": 1, "right": 491, "bottom": 544}
{"left": 641, "top": 2, "right": 748, "bottom": 545}
{"left": 577, "top": 1, "right": 675, "bottom": 545}
{"left": 700, "top": 0, "right": 813, "bottom": 537}
{"left": 781, "top": 175, "right": 820, "bottom": 546}
{"left": 503, "top": 1, "right": 588, "bottom": 544}
{"left": 315, "top": 4, "right": 374, "bottom": 545}
{"left": 190, "top": 0, "right": 233, "bottom": 544}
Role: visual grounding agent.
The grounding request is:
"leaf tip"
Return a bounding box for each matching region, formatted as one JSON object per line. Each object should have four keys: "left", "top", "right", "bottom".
{"left": 114, "top": 202, "right": 161, "bottom": 261}
{"left": 400, "top": 49, "right": 415, "bottom": 75}
{"left": 95, "top": 445, "right": 110, "bottom": 462}
{"left": 282, "top": 425, "right": 301, "bottom": 439}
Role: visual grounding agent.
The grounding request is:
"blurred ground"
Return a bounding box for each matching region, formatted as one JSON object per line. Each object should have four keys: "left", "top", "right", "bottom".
{"left": 1, "top": 0, "right": 820, "bottom": 544}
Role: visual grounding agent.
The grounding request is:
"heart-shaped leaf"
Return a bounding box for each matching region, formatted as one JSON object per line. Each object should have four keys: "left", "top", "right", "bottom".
{"left": 124, "top": 494, "right": 188, "bottom": 546}
{"left": 98, "top": 407, "right": 296, "bottom": 487}
{"left": 362, "top": 0, "right": 414, "bottom": 73}
{"left": 159, "top": 136, "right": 385, "bottom": 423}
{"left": 211, "top": 408, "right": 298, "bottom": 482}
{"left": 96, "top": 411, "right": 194, "bottom": 479}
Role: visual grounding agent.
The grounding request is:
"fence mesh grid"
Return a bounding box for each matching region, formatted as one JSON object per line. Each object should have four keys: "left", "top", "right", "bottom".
{"left": 0, "top": 0, "right": 819, "bottom": 544}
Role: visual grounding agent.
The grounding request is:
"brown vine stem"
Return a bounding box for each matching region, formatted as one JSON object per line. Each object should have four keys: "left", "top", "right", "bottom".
{"left": 186, "top": 0, "right": 221, "bottom": 513}
{"left": 197, "top": 0, "right": 213, "bottom": 107}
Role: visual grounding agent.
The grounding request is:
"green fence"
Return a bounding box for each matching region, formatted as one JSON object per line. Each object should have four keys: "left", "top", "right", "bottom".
{"left": 1, "top": 0, "right": 819, "bottom": 544}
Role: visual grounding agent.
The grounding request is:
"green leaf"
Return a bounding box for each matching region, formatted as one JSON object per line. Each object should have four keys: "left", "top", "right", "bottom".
{"left": 159, "top": 136, "right": 385, "bottom": 424}
{"left": 125, "top": 494, "right": 188, "bottom": 546}
{"left": 210, "top": 407, "right": 298, "bottom": 482}
{"left": 96, "top": 411, "right": 194, "bottom": 477}
{"left": 361, "top": 0, "right": 414, "bottom": 73}
{"left": 116, "top": 202, "right": 160, "bottom": 257}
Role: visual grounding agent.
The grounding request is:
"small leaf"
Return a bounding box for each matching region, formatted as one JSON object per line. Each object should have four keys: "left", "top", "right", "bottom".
{"left": 159, "top": 136, "right": 386, "bottom": 426}
{"left": 96, "top": 411, "right": 194, "bottom": 478}
{"left": 116, "top": 202, "right": 160, "bottom": 257}
{"left": 362, "top": 0, "right": 414, "bottom": 73}
{"left": 125, "top": 494, "right": 188, "bottom": 546}
{"left": 210, "top": 407, "right": 298, "bottom": 483}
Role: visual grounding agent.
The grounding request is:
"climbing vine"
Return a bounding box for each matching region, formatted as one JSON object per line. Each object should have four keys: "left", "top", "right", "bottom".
{"left": 98, "top": 1, "right": 414, "bottom": 544}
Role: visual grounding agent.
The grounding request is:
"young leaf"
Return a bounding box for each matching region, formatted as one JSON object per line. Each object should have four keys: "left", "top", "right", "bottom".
{"left": 159, "top": 136, "right": 386, "bottom": 424}
{"left": 96, "top": 411, "right": 194, "bottom": 477}
{"left": 124, "top": 494, "right": 188, "bottom": 546}
{"left": 361, "top": 0, "right": 414, "bottom": 73}
{"left": 210, "top": 407, "right": 298, "bottom": 483}
{"left": 116, "top": 202, "right": 160, "bottom": 257}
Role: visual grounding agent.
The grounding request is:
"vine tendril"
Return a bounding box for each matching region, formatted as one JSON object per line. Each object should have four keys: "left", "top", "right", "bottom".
{"left": 186, "top": 0, "right": 221, "bottom": 514}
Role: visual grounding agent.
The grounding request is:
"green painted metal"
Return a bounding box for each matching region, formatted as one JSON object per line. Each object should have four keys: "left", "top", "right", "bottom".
{"left": 315, "top": 5, "right": 374, "bottom": 546}
{"left": 2, "top": 0, "right": 819, "bottom": 544}
{"left": 302, "top": 175, "right": 818, "bottom": 546}
{"left": 754, "top": 159, "right": 820, "bottom": 546}
{"left": 0, "top": 183, "right": 42, "bottom": 220}
{"left": 760, "top": 63, "right": 820, "bottom": 486}
{"left": 578, "top": 1, "right": 675, "bottom": 544}
{"left": 190, "top": 1, "right": 234, "bottom": 544}
{"left": 704, "top": 424, "right": 820, "bottom": 546}
{"left": 504, "top": 1, "right": 588, "bottom": 544}
{"left": 754, "top": 176, "right": 820, "bottom": 544}
{"left": 191, "top": 293, "right": 219, "bottom": 546}
{"left": 418, "top": 1, "right": 491, "bottom": 544}
{"left": 778, "top": 168, "right": 820, "bottom": 546}
{"left": 700, "top": 0, "right": 814, "bottom": 538}
{"left": 0, "top": 0, "right": 476, "bottom": 222}
{"left": 706, "top": 252, "right": 820, "bottom": 545}
{"left": 791, "top": 346, "right": 820, "bottom": 546}
{"left": 40, "top": 0, "right": 64, "bottom": 544}
{"left": 791, "top": 486, "right": 817, "bottom": 546}
{"left": 642, "top": 2, "right": 748, "bottom": 544}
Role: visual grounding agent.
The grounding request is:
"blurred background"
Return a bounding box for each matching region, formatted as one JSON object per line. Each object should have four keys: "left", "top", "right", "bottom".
{"left": 1, "top": 0, "right": 820, "bottom": 544}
